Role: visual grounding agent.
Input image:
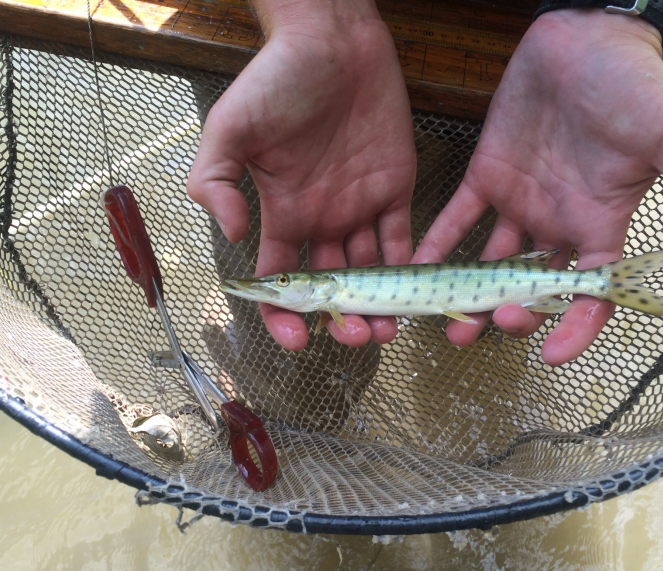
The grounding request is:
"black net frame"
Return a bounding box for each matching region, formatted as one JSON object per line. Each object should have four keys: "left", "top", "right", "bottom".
{"left": 1, "top": 32, "right": 663, "bottom": 535}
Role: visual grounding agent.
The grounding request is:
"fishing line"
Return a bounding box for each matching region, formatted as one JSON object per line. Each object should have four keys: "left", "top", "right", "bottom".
{"left": 86, "top": 0, "right": 116, "bottom": 189}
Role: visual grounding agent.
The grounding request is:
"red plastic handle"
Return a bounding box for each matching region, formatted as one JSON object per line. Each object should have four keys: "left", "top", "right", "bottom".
{"left": 103, "top": 186, "right": 163, "bottom": 308}
{"left": 220, "top": 400, "right": 278, "bottom": 491}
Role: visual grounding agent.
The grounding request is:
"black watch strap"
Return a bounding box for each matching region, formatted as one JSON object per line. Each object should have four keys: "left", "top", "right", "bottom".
{"left": 534, "top": 0, "right": 663, "bottom": 37}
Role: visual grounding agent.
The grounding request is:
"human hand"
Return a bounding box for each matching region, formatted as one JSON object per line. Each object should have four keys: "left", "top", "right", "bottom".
{"left": 412, "top": 9, "right": 663, "bottom": 366}
{"left": 187, "top": 0, "right": 416, "bottom": 351}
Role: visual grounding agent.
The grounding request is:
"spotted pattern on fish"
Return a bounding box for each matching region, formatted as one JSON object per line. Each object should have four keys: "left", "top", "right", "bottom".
{"left": 219, "top": 250, "right": 663, "bottom": 324}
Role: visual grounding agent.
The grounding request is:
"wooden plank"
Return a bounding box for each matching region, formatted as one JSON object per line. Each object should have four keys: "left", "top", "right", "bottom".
{"left": 0, "top": 1, "right": 256, "bottom": 75}
{"left": 172, "top": 1, "right": 227, "bottom": 40}
{"left": 463, "top": 52, "right": 509, "bottom": 92}
{"left": 0, "top": 0, "right": 537, "bottom": 119}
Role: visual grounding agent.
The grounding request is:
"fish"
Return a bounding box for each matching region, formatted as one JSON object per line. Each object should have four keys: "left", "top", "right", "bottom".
{"left": 219, "top": 249, "right": 663, "bottom": 333}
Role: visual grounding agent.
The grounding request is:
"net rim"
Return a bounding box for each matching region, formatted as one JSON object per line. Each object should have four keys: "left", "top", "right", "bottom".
{"left": 6, "top": 387, "right": 657, "bottom": 536}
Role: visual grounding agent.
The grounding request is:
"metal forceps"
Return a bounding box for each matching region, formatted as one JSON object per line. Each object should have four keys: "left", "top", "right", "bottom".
{"left": 103, "top": 185, "right": 278, "bottom": 491}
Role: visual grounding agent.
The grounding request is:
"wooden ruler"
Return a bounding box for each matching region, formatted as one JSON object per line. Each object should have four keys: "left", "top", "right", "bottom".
{"left": 384, "top": 15, "right": 519, "bottom": 58}
{"left": 0, "top": 0, "right": 533, "bottom": 118}
{"left": 203, "top": 0, "right": 521, "bottom": 58}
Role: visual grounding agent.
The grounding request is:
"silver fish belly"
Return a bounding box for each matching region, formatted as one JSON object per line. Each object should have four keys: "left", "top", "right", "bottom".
{"left": 328, "top": 262, "right": 607, "bottom": 316}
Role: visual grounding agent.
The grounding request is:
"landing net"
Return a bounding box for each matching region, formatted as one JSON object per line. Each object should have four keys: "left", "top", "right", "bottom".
{"left": 1, "top": 33, "right": 662, "bottom": 534}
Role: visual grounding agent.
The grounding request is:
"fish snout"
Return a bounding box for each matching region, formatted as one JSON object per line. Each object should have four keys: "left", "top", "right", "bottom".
{"left": 221, "top": 277, "right": 278, "bottom": 300}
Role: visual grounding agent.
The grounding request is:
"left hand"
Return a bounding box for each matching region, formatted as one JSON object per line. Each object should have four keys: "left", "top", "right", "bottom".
{"left": 412, "top": 9, "right": 663, "bottom": 366}
{"left": 187, "top": 0, "right": 417, "bottom": 351}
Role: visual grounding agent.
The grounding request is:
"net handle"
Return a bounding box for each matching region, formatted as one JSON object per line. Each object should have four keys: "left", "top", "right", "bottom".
{"left": 102, "top": 185, "right": 163, "bottom": 308}
{"left": 221, "top": 401, "right": 278, "bottom": 492}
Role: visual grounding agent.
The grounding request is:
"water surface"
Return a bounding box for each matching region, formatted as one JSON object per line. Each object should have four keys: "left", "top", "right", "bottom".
{"left": 1, "top": 412, "right": 661, "bottom": 570}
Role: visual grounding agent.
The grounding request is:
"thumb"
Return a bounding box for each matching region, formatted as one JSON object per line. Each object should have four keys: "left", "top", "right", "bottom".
{"left": 187, "top": 101, "right": 252, "bottom": 243}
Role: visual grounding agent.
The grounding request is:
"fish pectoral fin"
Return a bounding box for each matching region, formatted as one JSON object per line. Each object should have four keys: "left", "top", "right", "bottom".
{"left": 442, "top": 311, "right": 478, "bottom": 324}
{"left": 502, "top": 249, "right": 560, "bottom": 266}
{"left": 314, "top": 308, "right": 346, "bottom": 333}
{"left": 314, "top": 312, "right": 332, "bottom": 335}
{"left": 522, "top": 297, "right": 570, "bottom": 314}
{"left": 328, "top": 307, "right": 347, "bottom": 333}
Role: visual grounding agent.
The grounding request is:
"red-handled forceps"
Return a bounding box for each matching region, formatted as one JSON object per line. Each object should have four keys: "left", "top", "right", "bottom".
{"left": 103, "top": 185, "right": 278, "bottom": 492}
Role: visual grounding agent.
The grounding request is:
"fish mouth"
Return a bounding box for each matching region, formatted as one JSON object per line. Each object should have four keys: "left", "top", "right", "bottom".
{"left": 220, "top": 277, "right": 278, "bottom": 301}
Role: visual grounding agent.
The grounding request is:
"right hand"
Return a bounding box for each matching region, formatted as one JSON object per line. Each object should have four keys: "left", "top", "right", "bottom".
{"left": 412, "top": 10, "right": 663, "bottom": 365}
{"left": 187, "top": 0, "right": 417, "bottom": 351}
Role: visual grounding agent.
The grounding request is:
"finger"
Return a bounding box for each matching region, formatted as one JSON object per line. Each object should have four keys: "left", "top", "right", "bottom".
{"left": 445, "top": 215, "right": 527, "bottom": 347}
{"left": 541, "top": 249, "right": 622, "bottom": 367}
{"left": 187, "top": 102, "right": 252, "bottom": 243}
{"left": 411, "top": 182, "right": 489, "bottom": 264}
{"left": 325, "top": 314, "right": 373, "bottom": 347}
{"left": 345, "top": 225, "right": 399, "bottom": 343}
{"left": 366, "top": 316, "right": 399, "bottom": 344}
{"left": 308, "top": 238, "right": 347, "bottom": 271}
{"left": 377, "top": 203, "right": 413, "bottom": 266}
{"left": 344, "top": 225, "right": 379, "bottom": 268}
{"left": 256, "top": 235, "right": 309, "bottom": 351}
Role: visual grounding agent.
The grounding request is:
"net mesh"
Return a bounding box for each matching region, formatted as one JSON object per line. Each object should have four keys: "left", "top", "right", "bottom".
{"left": 1, "top": 33, "right": 663, "bottom": 531}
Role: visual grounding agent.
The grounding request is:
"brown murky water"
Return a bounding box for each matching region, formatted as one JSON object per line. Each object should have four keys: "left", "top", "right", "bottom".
{"left": 1, "top": 411, "right": 661, "bottom": 571}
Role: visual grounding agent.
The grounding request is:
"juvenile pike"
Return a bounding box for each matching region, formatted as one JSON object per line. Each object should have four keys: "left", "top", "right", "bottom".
{"left": 219, "top": 249, "right": 663, "bottom": 332}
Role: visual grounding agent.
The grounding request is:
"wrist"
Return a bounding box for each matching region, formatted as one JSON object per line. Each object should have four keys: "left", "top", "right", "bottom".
{"left": 533, "top": 4, "right": 662, "bottom": 46}
{"left": 252, "top": 0, "right": 381, "bottom": 40}
{"left": 531, "top": 8, "right": 662, "bottom": 52}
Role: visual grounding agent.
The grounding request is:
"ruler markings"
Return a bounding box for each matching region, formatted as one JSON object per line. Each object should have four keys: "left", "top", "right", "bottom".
{"left": 201, "top": 0, "right": 520, "bottom": 57}
{"left": 383, "top": 15, "right": 519, "bottom": 57}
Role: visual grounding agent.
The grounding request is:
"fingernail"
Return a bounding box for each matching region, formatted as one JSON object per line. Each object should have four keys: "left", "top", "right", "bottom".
{"left": 215, "top": 217, "right": 226, "bottom": 233}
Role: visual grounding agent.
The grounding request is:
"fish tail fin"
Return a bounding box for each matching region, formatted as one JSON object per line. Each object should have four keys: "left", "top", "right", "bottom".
{"left": 604, "top": 252, "right": 663, "bottom": 315}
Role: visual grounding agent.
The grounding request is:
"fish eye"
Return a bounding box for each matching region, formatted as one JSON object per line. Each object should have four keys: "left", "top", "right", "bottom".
{"left": 276, "top": 274, "right": 290, "bottom": 287}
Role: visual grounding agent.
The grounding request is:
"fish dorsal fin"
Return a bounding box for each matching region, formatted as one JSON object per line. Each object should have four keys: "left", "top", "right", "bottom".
{"left": 501, "top": 248, "right": 560, "bottom": 266}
